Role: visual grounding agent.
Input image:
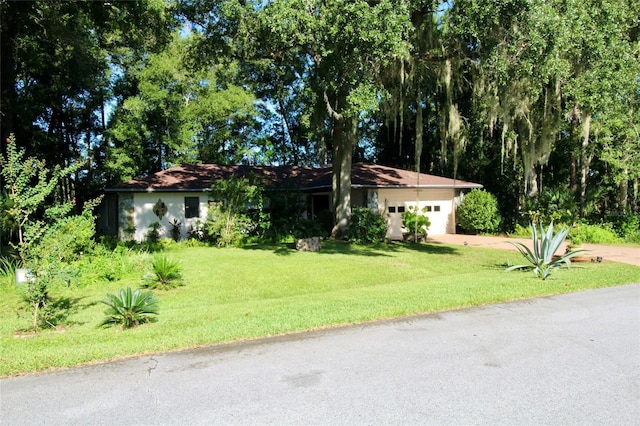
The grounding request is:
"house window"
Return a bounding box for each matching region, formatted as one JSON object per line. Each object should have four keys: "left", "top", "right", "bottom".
{"left": 185, "top": 197, "right": 200, "bottom": 219}
{"left": 397, "top": 206, "right": 406, "bottom": 213}
{"left": 388, "top": 206, "right": 396, "bottom": 213}
{"left": 433, "top": 205, "right": 441, "bottom": 212}
{"left": 425, "top": 206, "right": 432, "bottom": 212}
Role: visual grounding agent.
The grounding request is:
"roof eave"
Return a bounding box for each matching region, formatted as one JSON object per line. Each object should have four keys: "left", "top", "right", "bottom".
{"left": 351, "top": 184, "right": 483, "bottom": 189}
{"left": 104, "top": 188, "right": 210, "bottom": 193}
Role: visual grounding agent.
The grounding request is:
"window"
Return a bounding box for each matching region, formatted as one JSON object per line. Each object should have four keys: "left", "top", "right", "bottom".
{"left": 185, "top": 197, "right": 200, "bottom": 219}
{"left": 397, "top": 206, "right": 406, "bottom": 213}
{"left": 425, "top": 206, "right": 432, "bottom": 212}
{"left": 434, "top": 205, "right": 441, "bottom": 212}
{"left": 388, "top": 206, "right": 396, "bottom": 213}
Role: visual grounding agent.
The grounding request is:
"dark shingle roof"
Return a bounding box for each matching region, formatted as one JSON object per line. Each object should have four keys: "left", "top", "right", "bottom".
{"left": 105, "top": 163, "right": 482, "bottom": 193}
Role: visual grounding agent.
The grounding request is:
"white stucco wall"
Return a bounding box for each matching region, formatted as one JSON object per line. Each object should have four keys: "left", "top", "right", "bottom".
{"left": 377, "top": 188, "right": 456, "bottom": 238}
{"left": 132, "top": 192, "right": 208, "bottom": 241}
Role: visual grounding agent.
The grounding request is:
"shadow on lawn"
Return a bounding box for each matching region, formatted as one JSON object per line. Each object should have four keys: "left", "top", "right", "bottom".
{"left": 14, "top": 296, "right": 87, "bottom": 335}
{"left": 46, "top": 296, "right": 87, "bottom": 327}
{"left": 241, "top": 240, "right": 460, "bottom": 257}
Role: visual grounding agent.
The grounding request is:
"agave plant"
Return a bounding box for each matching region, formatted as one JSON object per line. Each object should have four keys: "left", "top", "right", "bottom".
{"left": 505, "top": 222, "right": 587, "bottom": 280}
{"left": 100, "top": 287, "right": 159, "bottom": 329}
{"left": 143, "top": 255, "right": 183, "bottom": 290}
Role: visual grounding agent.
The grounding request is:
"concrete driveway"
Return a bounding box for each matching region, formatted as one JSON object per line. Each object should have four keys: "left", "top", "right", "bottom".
{"left": 2, "top": 284, "right": 639, "bottom": 425}
{"left": 428, "top": 234, "right": 640, "bottom": 267}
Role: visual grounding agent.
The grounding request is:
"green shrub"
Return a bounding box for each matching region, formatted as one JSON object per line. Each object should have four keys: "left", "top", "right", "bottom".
{"left": 509, "top": 223, "right": 531, "bottom": 238}
{"left": 607, "top": 213, "right": 640, "bottom": 240}
{"left": 77, "top": 245, "right": 150, "bottom": 285}
{"left": 100, "top": 287, "right": 159, "bottom": 329}
{"left": 506, "top": 222, "right": 586, "bottom": 280}
{"left": 401, "top": 206, "right": 431, "bottom": 242}
{"left": 525, "top": 186, "right": 577, "bottom": 225}
{"left": 206, "top": 176, "right": 266, "bottom": 246}
{"left": 145, "top": 222, "right": 162, "bottom": 244}
{"left": 264, "top": 186, "right": 308, "bottom": 240}
{"left": 170, "top": 219, "right": 182, "bottom": 242}
{"left": 348, "top": 208, "right": 387, "bottom": 244}
{"left": 457, "top": 189, "right": 502, "bottom": 234}
{"left": 143, "top": 255, "right": 183, "bottom": 290}
{"left": 568, "top": 223, "right": 622, "bottom": 245}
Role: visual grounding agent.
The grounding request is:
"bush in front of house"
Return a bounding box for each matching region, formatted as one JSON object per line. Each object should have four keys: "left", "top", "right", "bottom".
{"left": 348, "top": 207, "right": 387, "bottom": 244}
{"left": 457, "top": 189, "right": 502, "bottom": 234}
{"left": 401, "top": 206, "right": 431, "bottom": 242}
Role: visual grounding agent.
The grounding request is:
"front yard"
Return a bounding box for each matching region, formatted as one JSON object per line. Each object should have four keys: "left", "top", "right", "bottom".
{"left": 1, "top": 240, "right": 639, "bottom": 377}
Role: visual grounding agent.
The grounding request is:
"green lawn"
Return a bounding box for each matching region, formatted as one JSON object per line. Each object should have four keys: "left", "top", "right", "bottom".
{"left": 1, "top": 240, "right": 639, "bottom": 377}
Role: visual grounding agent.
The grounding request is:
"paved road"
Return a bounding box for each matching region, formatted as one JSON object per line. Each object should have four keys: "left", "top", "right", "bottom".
{"left": 2, "top": 284, "right": 639, "bottom": 425}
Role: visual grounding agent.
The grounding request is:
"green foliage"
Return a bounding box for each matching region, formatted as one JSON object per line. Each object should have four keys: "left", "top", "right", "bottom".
{"left": 170, "top": 219, "right": 182, "bottom": 242}
{"left": 606, "top": 213, "right": 640, "bottom": 240}
{"left": 77, "top": 245, "right": 150, "bottom": 286}
{"left": 0, "top": 255, "right": 21, "bottom": 278}
{"left": 143, "top": 255, "right": 183, "bottom": 290}
{"left": 401, "top": 206, "right": 431, "bottom": 242}
{"left": 145, "top": 222, "right": 162, "bottom": 244}
{"left": 206, "top": 176, "right": 266, "bottom": 247}
{"left": 348, "top": 208, "right": 387, "bottom": 244}
{"left": 33, "top": 208, "right": 97, "bottom": 264}
{"left": 525, "top": 187, "right": 577, "bottom": 226}
{"left": 510, "top": 223, "right": 532, "bottom": 238}
{"left": 100, "top": 287, "right": 159, "bottom": 329}
{"left": 106, "top": 31, "right": 257, "bottom": 179}
{"left": 264, "top": 187, "right": 309, "bottom": 240}
{"left": 457, "top": 189, "right": 502, "bottom": 234}
{"left": 506, "top": 222, "right": 586, "bottom": 279}
{"left": 568, "top": 223, "right": 623, "bottom": 246}
{"left": 0, "top": 136, "right": 102, "bottom": 331}
{"left": 22, "top": 276, "right": 50, "bottom": 332}
{"left": 0, "top": 135, "right": 83, "bottom": 252}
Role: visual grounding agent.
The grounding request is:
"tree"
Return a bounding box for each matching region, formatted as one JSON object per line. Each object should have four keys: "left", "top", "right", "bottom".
{"left": 0, "top": 135, "right": 98, "bottom": 331}
{"left": 1, "top": 0, "right": 175, "bottom": 197}
{"left": 243, "top": 0, "right": 411, "bottom": 238}
{"left": 441, "top": 0, "right": 640, "bottom": 222}
{"left": 106, "top": 31, "right": 256, "bottom": 181}
{"left": 0, "top": 135, "right": 82, "bottom": 251}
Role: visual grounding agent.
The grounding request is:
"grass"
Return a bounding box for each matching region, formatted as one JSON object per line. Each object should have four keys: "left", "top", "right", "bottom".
{"left": 1, "top": 240, "right": 639, "bottom": 377}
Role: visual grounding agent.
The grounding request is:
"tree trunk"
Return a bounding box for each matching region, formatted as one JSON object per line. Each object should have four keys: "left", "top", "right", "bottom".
{"left": 632, "top": 178, "right": 639, "bottom": 213}
{"left": 618, "top": 176, "right": 628, "bottom": 211}
{"left": 525, "top": 165, "right": 539, "bottom": 199}
{"left": 579, "top": 114, "right": 592, "bottom": 216}
{"left": 331, "top": 117, "right": 355, "bottom": 239}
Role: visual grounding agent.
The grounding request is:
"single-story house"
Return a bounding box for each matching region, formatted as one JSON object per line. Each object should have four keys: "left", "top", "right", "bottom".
{"left": 98, "top": 163, "right": 482, "bottom": 241}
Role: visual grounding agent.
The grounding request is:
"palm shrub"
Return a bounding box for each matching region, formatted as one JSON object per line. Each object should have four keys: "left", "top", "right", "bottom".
{"left": 505, "top": 222, "right": 587, "bottom": 280}
{"left": 143, "top": 255, "right": 183, "bottom": 290}
{"left": 100, "top": 287, "right": 159, "bottom": 329}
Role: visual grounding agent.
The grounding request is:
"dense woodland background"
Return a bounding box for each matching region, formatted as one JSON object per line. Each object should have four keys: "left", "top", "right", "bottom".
{"left": 1, "top": 0, "right": 639, "bottom": 235}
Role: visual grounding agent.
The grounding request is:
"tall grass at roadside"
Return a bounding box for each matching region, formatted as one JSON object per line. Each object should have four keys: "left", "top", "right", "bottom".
{"left": 1, "top": 241, "right": 638, "bottom": 376}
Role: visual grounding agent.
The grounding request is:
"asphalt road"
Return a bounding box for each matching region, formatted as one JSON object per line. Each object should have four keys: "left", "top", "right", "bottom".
{"left": 2, "top": 284, "right": 639, "bottom": 425}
